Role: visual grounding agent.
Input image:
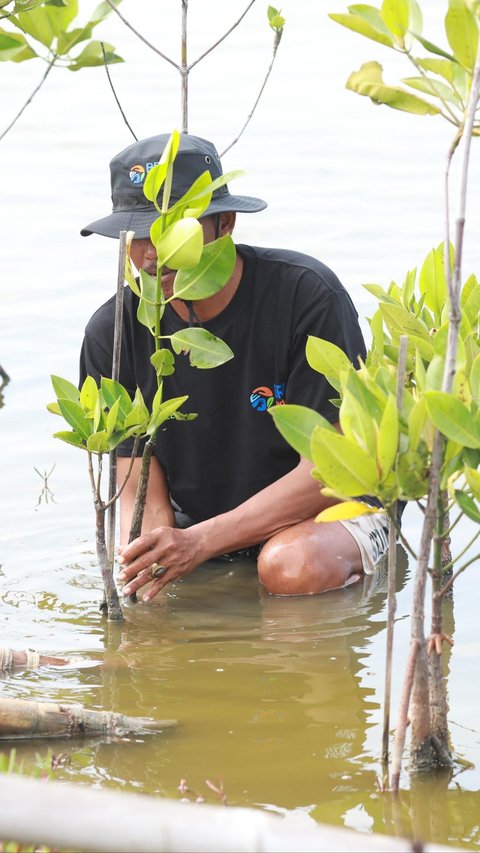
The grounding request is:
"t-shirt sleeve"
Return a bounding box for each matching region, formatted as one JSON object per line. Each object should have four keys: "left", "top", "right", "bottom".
{"left": 286, "top": 276, "right": 366, "bottom": 423}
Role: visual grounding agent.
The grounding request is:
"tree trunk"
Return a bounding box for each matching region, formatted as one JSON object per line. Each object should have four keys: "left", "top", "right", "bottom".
{"left": 96, "top": 505, "right": 123, "bottom": 622}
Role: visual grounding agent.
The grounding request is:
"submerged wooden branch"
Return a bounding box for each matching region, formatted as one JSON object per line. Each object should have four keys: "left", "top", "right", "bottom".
{"left": 0, "top": 696, "right": 176, "bottom": 740}
{"left": 0, "top": 648, "right": 69, "bottom": 672}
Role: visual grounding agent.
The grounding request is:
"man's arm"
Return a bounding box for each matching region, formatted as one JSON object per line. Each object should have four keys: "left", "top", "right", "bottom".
{"left": 117, "top": 455, "right": 175, "bottom": 546}
{"left": 118, "top": 455, "right": 339, "bottom": 600}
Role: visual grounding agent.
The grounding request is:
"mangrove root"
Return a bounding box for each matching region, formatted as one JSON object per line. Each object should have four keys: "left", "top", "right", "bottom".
{"left": 0, "top": 696, "right": 177, "bottom": 740}
{"left": 0, "top": 647, "right": 70, "bottom": 672}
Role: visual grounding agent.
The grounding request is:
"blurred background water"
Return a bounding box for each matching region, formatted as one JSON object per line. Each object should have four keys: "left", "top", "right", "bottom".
{"left": 1, "top": 0, "right": 480, "bottom": 847}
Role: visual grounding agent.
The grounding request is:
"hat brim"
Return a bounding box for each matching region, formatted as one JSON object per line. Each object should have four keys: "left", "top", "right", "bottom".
{"left": 81, "top": 194, "right": 267, "bottom": 238}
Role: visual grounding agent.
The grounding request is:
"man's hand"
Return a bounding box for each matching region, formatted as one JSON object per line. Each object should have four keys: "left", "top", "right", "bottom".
{"left": 118, "top": 526, "right": 206, "bottom": 601}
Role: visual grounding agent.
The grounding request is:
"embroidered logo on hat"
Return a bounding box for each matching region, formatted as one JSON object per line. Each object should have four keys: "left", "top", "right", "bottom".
{"left": 129, "top": 164, "right": 145, "bottom": 184}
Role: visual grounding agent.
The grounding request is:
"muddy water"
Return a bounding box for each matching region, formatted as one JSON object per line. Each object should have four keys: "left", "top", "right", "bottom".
{"left": 1, "top": 0, "right": 480, "bottom": 848}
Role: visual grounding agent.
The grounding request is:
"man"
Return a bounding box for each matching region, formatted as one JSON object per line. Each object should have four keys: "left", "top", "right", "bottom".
{"left": 80, "top": 132, "right": 389, "bottom": 602}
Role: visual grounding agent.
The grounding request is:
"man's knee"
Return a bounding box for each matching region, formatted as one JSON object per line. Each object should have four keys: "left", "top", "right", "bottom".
{"left": 257, "top": 522, "right": 363, "bottom": 596}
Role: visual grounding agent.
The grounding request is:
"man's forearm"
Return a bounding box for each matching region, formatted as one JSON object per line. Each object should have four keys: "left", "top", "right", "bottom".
{"left": 190, "top": 458, "right": 338, "bottom": 561}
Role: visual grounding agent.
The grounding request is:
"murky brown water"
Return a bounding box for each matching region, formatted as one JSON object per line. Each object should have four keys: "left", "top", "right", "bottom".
{"left": 1, "top": 0, "right": 480, "bottom": 847}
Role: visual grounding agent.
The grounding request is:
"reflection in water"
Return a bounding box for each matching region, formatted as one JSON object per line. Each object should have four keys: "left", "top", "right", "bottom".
{"left": 0, "top": 366, "right": 9, "bottom": 412}
{"left": 3, "top": 547, "right": 480, "bottom": 847}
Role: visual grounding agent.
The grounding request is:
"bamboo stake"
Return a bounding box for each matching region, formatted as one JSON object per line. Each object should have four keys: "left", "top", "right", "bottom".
{"left": 0, "top": 696, "right": 176, "bottom": 740}
{"left": 0, "top": 648, "right": 69, "bottom": 671}
{"left": 107, "top": 230, "right": 128, "bottom": 574}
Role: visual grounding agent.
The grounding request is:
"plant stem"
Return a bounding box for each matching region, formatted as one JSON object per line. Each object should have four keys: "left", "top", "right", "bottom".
{"left": 104, "top": 0, "right": 180, "bottom": 69}
{"left": 428, "top": 497, "right": 450, "bottom": 756}
{"left": 390, "top": 638, "right": 420, "bottom": 793}
{"left": 96, "top": 504, "right": 123, "bottom": 622}
{"left": 107, "top": 231, "right": 128, "bottom": 575}
{"left": 181, "top": 0, "right": 188, "bottom": 133}
{"left": 382, "top": 335, "right": 407, "bottom": 769}
{"left": 220, "top": 27, "right": 283, "bottom": 157}
{"left": 0, "top": 54, "right": 57, "bottom": 142}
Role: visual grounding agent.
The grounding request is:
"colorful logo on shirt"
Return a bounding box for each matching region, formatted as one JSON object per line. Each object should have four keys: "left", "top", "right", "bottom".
{"left": 129, "top": 164, "right": 145, "bottom": 184}
{"left": 250, "top": 383, "right": 286, "bottom": 412}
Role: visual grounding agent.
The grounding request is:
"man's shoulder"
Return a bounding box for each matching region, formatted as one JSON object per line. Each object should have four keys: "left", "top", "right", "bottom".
{"left": 237, "top": 244, "right": 344, "bottom": 294}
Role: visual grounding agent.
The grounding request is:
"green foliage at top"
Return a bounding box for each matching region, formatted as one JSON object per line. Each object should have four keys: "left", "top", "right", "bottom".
{"left": 0, "top": 0, "right": 123, "bottom": 69}
{"left": 329, "top": 0, "right": 480, "bottom": 130}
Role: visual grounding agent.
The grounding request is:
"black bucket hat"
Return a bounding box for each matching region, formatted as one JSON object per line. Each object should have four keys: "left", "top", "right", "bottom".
{"left": 81, "top": 133, "right": 267, "bottom": 239}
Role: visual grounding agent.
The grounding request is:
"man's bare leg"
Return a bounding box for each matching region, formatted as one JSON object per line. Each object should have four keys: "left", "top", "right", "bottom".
{"left": 257, "top": 518, "right": 363, "bottom": 596}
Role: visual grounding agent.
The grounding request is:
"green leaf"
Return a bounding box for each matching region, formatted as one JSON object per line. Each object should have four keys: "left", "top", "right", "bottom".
{"left": 465, "top": 465, "right": 480, "bottom": 497}
{"left": 381, "top": 0, "right": 410, "bottom": 43}
{"left": 150, "top": 348, "right": 175, "bottom": 377}
{"left": 454, "top": 489, "right": 480, "bottom": 523}
{"left": 46, "top": 401, "right": 62, "bottom": 415}
{"left": 147, "top": 395, "right": 189, "bottom": 435}
{"left": 51, "top": 374, "right": 79, "bottom": 402}
{"left": 397, "top": 449, "right": 428, "bottom": 498}
{"left": 106, "top": 396, "right": 120, "bottom": 438}
{"left": 88, "top": 0, "right": 123, "bottom": 27}
{"left": 57, "top": 399, "right": 92, "bottom": 439}
{"left": 137, "top": 268, "right": 158, "bottom": 333}
{"left": 100, "top": 378, "right": 132, "bottom": 420}
{"left": 173, "top": 235, "right": 236, "bottom": 301}
{"left": 379, "top": 302, "right": 432, "bottom": 343}
{"left": 347, "top": 61, "right": 442, "bottom": 115}
{"left": 445, "top": 0, "right": 478, "bottom": 71}
{"left": 53, "top": 430, "right": 85, "bottom": 449}
{"left": 377, "top": 394, "right": 399, "bottom": 480}
{"left": 16, "top": 6, "right": 56, "bottom": 47}
{"left": 267, "top": 5, "right": 285, "bottom": 29}
{"left": 306, "top": 336, "right": 353, "bottom": 386}
{"left": 425, "top": 391, "right": 480, "bottom": 448}
{"left": 311, "top": 428, "right": 380, "bottom": 495}
{"left": 269, "top": 404, "right": 335, "bottom": 462}
{"left": 410, "top": 32, "right": 457, "bottom": 60}
{"left": 155, "top": 218, "right": 203, "bottom": 270}
{"left": 369, "top": 309, "right": 385, "bottom": 356}
{"left": 401, "top": 75, "right": 458, "bottom": 104}
{"left": 329, "top": 12, "right": 394, "bottom": 47}
{"left": 340, "top": 388, "right": 377, "bottom": 456}
{"left": 0, "top": 29, "right": 36, "bottom": 61}
{"left": 167, "top": 170, "right": 213, "bottom": 220}
{"left": 471, "top": 354, "right": 480, "bottom": 404}
{"left": 169, "top": 327, "right": 234, "bottom": 369}
{"left": 57, "top": 25, "right": 92, "bottom": 54}
{"left": 419, "top": 247, "right": 448, "bottom": 323}
{"left": 86, "top": 430, "right": 109, "bottom": 454}
{"left": 79, "top": 375, "right": 98, "bottom": 413}
{"left": 408, "top": 396, "right": 427, "bottom": 451}
{"left": 416, "top": 57, "right": 457, "bottom": 82}
{"left": 363, "top": 283, "right": 399, "bottom": 305}
{"left": 68, "top": 41, "right": 123, "bottom": 71}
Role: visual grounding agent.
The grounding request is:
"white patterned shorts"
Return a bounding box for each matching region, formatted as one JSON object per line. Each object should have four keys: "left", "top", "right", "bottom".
{"left": 339, "top": 511, "right": 390, "bottom": 575}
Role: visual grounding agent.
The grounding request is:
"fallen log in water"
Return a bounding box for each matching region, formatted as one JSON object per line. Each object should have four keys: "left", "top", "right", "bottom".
{"left": 0, "top": 697, "right": 177, "bottom": 740}
{"left": 0, "top": 647, "right": 70, "bottom": 671}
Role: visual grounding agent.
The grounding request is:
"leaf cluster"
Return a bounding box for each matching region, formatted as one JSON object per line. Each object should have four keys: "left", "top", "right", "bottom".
{"left": 330, "top": 0, "right": 480, "bottom": 129}
{"left": 271, "top": 244, "right": 480, "bottom": 522}
{"left": 47, "top": 374, "right": 188, "bottom": 454}
{"left": 0, "top": 0, "right": 123, "bottom": 70}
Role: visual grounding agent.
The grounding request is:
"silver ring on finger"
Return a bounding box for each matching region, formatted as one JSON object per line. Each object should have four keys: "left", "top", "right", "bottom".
{"left": 151, "top": 563, "right": 168, "bottom": 579}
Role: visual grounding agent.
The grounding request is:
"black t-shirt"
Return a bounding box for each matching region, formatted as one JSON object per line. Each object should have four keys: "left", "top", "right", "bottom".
{"left": 80, "top": 244, "right": 367, "bottom": 522}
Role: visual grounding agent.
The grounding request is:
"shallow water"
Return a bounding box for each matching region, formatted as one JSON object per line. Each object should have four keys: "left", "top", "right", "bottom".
{"left": 1, "top": 0, "right": 480, "bottom": 848}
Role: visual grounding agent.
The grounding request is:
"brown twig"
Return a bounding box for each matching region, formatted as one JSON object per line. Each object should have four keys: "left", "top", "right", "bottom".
{"left": 188, "top": 0, "right": 258, "bottom": 70}
{"left": 104, "top": 0, "right": 180, "bottom": 70}
{"left": 101, "top": 42, "right": 137, "bottom": 141}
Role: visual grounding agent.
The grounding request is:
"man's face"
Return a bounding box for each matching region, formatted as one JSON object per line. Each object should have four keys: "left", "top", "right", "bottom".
{"left": 129, "top": 212, "right": 235, "bottom": 301}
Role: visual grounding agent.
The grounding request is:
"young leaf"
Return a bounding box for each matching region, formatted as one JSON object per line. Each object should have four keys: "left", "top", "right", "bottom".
{"left": 470, "top": 353, "right": 480, "bottom": 405}
{"left": 408, "top": 396, "right": 427, "bottom": 451}
{"left": 155, "top": 218, "right": 203, "bottom": 270}
{"left": 445, "top": 0, "right": 478, "bottom": 71}
{"left": 150, "top": 348, "right": 175, "bottom": 377}
{"left": 269, "top": 404, "right": 335, "bottom": 462}
{"left": 419, "top": 247, "right": 448, "bottom": 323}
{"left": 106, "top": 397, "right": 121, "bottom": 438}
{"left": 380, "top": 0, "right": 410, "bottom": 44}
{"left": 68, "top": 41, "right": 123, "bottom": 71}
{"left": 173, "top": 235, "right": 236, "bottom": 301}
{"left": 79, "top": 375, "right": 98, "bottom": 413}
{"left": 53, "top": 430, "right": 86, "bottom": 449}
{"left": 51, "top": 374, "right": 80, "bottom": 402}
{"left": 339, "top": 388, "right": 377, "bottom": 456}
{"left": 58, "top": 399, "right": 92, "bottom": 440}
{"left": 311, "top": 428, "right": 380, "bottom": 495}
{"left": 306, "top": 337, "right": 352, "bottom": 381}
{"left": 454, "top": 489, "right": 480, "bottom": 523}
{"left": 147, "top": 395, "right": 189, "bottom": 435}
{"left": 170, "top": 328, "right": 234, "bottom": 369}
{"left": 86, "top": 430, "right": 109, "bottom": 454}
{"left": 347, "top": 61, "right": 442, "bottom": 114}
{"left": 100, "top": 378, "right": 132, "bottom": 420}
{"left": 137, "top": 268, "right": 158, "bottom": 333}
{"left": 465, "top": 465, "right": 480, "bottom": 497}
{"left": 410, "top": 32, "right": 457, "bottom": 61}
{"left": 328, "top": 12, "right": 395, "bottom": 48}
{"left": 377, "top": 394, "right": 399, "bottom": 480}
{"left": 425, "top": 391, "right": 480, "bottom": 448}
